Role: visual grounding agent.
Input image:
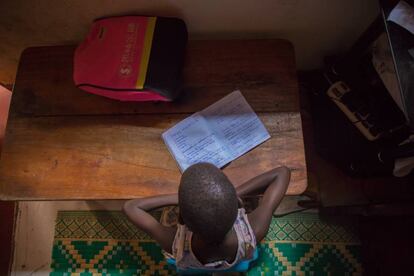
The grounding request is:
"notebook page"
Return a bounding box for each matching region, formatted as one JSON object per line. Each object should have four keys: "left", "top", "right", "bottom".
{"left": 201, "top": 90, "right": 271, "bottom": 158}
{"left": 162, "top": 113, "right": 232, "bottom": 172}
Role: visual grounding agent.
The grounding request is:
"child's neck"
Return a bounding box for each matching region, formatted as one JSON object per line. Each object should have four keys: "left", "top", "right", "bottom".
{"left": 191, "top": 229, "right": 238, "bottom": 264}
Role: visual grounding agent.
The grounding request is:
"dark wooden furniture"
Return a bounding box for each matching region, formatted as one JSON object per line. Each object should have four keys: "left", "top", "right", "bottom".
{"left": 0, "top": 39, "right": 307, "bottom": 200}
{"left": 381, "top": 0, "right": 414, "bottom": 130}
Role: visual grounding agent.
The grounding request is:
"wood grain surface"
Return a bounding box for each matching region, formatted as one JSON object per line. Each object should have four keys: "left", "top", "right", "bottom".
{"left": 11, "top": 40, "right": 298, "bottom": 116}
{"left": 0, "top": 39, "right": 307, "bottom": 200}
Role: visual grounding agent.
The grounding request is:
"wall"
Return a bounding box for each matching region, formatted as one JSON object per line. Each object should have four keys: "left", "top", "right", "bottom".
{"left": 0, "top": 0, "right": 379, "bottom": 84}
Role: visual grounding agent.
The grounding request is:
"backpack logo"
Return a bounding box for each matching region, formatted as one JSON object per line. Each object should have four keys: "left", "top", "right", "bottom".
{"left": 119, "top": 65, "right": 132, "bottom": 76}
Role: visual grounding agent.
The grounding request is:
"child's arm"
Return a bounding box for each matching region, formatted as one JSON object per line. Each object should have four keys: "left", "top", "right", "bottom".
{"left": 237, "top": 166, "right": 291, "bottom": 242}
{"left": 123, "top": 194, "right": 178, "bottom": 253}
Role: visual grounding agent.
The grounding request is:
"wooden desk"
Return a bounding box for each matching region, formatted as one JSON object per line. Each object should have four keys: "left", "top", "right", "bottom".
{"left": 0, "top": 40, "right": 307, "bottom": 200}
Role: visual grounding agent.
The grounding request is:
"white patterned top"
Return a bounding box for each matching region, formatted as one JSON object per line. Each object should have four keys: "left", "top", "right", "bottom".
{"left": 164, "top": 208, "right": 257, "bottom": 271}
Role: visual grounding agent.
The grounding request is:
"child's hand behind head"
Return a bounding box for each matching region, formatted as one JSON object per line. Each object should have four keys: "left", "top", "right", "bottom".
{"left": 179, "top": 162, "right": 238, "bottom": 244}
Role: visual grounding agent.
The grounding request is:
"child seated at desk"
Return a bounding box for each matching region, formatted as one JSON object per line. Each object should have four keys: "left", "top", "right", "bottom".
{"left": 123, "top": 163, "right": 290, "bottom": 273}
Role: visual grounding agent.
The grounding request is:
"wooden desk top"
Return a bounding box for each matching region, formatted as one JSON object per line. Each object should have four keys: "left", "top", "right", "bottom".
{"left": 0, "top": 39, "right": 307, "bottom": 200}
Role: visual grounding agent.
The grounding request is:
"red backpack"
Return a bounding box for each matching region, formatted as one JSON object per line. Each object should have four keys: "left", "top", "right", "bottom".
{"left": 74, "top": 16, "right": 187, "bottom": 101}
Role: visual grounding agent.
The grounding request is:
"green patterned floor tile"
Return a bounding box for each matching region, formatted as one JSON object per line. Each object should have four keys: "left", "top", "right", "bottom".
{"left": 51, "top": 211, "right": 362, "bottom": 275}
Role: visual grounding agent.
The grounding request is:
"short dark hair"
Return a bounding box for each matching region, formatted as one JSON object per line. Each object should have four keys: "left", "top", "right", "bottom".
{"left": 178, "top": 162, "right": 238, "bottom": 244}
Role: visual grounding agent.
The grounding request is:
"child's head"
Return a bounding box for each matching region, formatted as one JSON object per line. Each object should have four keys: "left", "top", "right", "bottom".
{"left": 179, "top": 162, "right": 238, "bottom": 244}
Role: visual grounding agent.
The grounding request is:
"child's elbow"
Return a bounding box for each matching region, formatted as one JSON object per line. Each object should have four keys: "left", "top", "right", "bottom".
{"left": 278, "top": 166, "right": 291, "bottom": 178}
{"left": 279, "top": 166, "right": 290, "bottom": 173}
{"left": 123, "top": 200, "right": 134, "bottom": 215}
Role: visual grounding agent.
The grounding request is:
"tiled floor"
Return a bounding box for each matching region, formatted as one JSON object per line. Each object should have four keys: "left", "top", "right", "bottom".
{"left": 11, "top": 195, "right": 309, "bottom": 275}
{"left": 12, "top": 200, "right": 125, "bottom": 276}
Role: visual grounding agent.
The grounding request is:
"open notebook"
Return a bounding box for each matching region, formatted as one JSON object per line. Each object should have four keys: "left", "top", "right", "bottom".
{"left": 162, "top": 90, "right": 271, "bottom": 172}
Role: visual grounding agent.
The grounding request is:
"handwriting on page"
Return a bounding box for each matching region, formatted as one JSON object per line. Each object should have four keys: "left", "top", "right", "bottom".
{"left": 202, "top": 91, "right": 270, "bottom": 157}
{"left": 164, "top": 114, "right": 230, "bottom": 171}
{"left": 162, "top": 90, "right": 271, "bottom": 172}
